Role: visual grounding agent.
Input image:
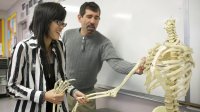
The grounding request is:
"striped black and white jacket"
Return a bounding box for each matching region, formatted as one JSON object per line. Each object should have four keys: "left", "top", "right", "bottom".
{"left": 7, "top": 37, "right": 74, "bottom": 112}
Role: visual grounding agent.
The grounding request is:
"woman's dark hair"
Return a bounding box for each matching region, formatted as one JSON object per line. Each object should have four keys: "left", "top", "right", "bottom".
{"left": 29, "top": 2, "right": 66, "bottom": 49}
{"left": 79, "top": 2, "right": 101, "bottom": 17}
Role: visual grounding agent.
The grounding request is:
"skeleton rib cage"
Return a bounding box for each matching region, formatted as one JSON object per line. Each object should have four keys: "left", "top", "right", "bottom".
{"left": 144, "top": 19, "right": 194, "bottom": 112}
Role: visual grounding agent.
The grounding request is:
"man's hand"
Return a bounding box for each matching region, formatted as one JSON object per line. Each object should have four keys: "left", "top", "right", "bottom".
{"left": 73, "top": 90, "right": 88, "bottom": 104}
{"left": 135, "top": 57, "right": 146, "bottom": 75}
{"left": 44, "top": 89, "right": 65, "bottom": 104}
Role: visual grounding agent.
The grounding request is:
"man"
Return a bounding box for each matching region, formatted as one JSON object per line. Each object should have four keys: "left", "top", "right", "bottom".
{"left": 62, "top": 2, "right": 144, "bottom": 112}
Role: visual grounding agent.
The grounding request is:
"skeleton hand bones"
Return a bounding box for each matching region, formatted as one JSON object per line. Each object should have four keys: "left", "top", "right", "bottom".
{"left": 52, "top": 79, "right": 75, "bottom": 112}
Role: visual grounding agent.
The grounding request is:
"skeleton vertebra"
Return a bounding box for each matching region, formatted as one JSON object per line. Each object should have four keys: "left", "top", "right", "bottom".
{"left": 144, "top": 19, "right": 194, "bottom": 112}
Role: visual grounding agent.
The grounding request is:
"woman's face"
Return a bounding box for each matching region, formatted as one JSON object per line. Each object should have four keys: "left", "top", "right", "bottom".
{"left": 48, "top": 20, "right": 67, "bottom": 40}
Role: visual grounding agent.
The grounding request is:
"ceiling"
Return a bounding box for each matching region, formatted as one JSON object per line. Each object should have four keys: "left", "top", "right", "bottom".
{"left": 0, "top": 0, "right": 19, "bottom": 11}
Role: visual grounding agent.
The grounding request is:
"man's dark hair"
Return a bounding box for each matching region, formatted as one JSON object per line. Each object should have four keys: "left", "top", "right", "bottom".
{"left": 29, "top": 2, "right": 66, "bottom": 49}
{"left": 79, "top": 2, "right": 101, "bottom": 16}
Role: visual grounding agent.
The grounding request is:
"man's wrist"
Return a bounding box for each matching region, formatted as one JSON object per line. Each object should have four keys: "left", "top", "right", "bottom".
{"left": 70, "top": 88, "right": 77, "bottom": 96}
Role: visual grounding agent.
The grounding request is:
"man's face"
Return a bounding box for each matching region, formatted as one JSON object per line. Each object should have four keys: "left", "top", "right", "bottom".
{"left": 78, "top": 9, "right": 100, "bottom": 36}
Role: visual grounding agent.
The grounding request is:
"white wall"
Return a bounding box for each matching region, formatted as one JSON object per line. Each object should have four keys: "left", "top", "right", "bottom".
{"left": 189, "top": 0, "right": 200, "bottom": 105}
{"left": 60, "top": 0, "right": 184, "bottom": 98}
{"left": 60, "top": 0, "right": 200, "bottom": 105}
{"left": 5, "top": 0, "right": 200, "bottom": 105}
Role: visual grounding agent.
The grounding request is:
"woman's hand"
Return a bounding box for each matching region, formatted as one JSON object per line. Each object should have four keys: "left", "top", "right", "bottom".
{"left": 44, "top": 89, "right": 65, "bottom": 104}
{"left": 73, "top": 90, "right": 88, "bottom": 104}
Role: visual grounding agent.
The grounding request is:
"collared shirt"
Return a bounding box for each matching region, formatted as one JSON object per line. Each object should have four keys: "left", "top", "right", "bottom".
{"left": 62, "top": 28, "right": 135, "bottom": 91}
{"left": 7, "top": 37, "right": 72, "bottom": 112}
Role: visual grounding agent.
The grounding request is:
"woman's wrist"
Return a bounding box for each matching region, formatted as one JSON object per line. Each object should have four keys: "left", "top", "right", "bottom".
{"left": 40, "top": 91, "right": 46, "bottom": 104}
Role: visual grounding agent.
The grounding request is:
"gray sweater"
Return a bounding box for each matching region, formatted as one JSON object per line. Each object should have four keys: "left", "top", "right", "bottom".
{"left": 62, "top": 28, "right": 135, "bottom": 91}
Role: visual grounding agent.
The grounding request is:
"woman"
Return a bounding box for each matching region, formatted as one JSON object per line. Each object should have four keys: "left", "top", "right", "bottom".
{"left": 7, "top": 2, "right": 86, "bottom": 112}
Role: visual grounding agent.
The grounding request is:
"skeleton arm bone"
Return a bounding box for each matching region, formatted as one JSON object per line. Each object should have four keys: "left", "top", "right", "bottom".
{"left": 86, "top": 90, "right": 112, "bottom": 100}
{"left": 72, "top": 91, "right": 116, "bottom": 112}
{"left": 87, "top": 59, "right": 145, "bottom": 99}
{"left": 72, "top": 59, "right": 145, "bottom": 112}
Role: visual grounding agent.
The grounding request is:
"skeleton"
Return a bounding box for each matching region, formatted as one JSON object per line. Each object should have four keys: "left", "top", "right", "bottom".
{"left": 72, "top": 59, "right": 145, "bottom": 112}
{"left": 144, "top": 19, "right": 194, "bottom": 112}
{"left": 52, "top": 79, "right": 75, "bottom": 112}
